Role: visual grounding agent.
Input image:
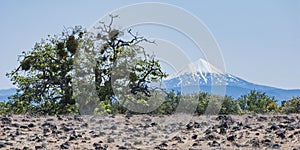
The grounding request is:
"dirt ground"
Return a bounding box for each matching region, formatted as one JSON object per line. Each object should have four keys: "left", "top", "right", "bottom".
{"left": 0, "top": 114, "right": 300, "bottom": 149}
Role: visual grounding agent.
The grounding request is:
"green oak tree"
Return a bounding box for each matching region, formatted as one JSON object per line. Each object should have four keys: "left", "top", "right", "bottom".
{"left": 6, "top": 26, "right": 84, "bottom": 114}
{"left": 75, "top": 15, "right": 167, "bottom": 114}
{"left": 7, "top": 15, "right": 167, "bottom": 115}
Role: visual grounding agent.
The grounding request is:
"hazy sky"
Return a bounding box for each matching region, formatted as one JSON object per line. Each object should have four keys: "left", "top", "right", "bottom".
{"left": 0, "top": 0, "right": 299, "bottom": 89}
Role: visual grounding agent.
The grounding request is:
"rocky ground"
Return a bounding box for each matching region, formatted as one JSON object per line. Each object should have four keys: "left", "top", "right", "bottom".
{"left": 0, "top": 114, "right": 300, "bottom": 149}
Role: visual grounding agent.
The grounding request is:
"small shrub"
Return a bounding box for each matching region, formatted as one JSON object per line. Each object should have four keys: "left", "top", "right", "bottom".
{"left": 280, "top": 97, "right": 300, "bottom": 114}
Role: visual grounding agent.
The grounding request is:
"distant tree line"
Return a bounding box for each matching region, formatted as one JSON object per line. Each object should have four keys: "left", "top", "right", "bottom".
{"left": 150, "top": 90, "right": 300, "bottom": 115}
{"left": 1, "top": 87, "right": 300, "bottom": 115}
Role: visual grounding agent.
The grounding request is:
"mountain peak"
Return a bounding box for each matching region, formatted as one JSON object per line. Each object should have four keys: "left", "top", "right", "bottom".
{"left": 163, "top": 58, "right": 300, "bottom": 104}
{"left": 186, "top": 58, "right": 223, "bottom": 74}
{"left": 167, "top": 58, "right": 223, "bottom": 79}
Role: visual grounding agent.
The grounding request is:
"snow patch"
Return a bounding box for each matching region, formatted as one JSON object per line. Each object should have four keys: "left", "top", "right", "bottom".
{"left": 168, "top": 58, "right": 223, "bottom": 80}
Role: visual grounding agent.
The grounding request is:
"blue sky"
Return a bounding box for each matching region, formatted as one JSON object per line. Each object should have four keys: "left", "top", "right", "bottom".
{"left": 0, "top": 0, "right": 299, "bottom": 89}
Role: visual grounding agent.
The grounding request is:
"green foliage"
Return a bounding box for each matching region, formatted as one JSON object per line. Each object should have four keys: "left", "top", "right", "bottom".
{"left": 74, "top": 16, "right": 167, "bottom": 115}
{"left": 265, "top": 101, "right": 279, "bottom": 112}
{"left": 150, "top": 91, "right": 242, "bottom": 115}
{"left": 280, "top": 97, "right": 300, "bottom": 114}
{"left": 6, "top": 26, "right": 84, "bottom": 115}
{"left": 196, "top": 92, "right": 210, "bottom": 115}
{"left": 0, "top": 102, "right": 10, "bottom": 114}
{"left": 1, "top": 85, "right": 298, "bottom": 116}
{"left": 151, "top": 90, "right": 278, "bottom": 115}
{"left": 6, "top": 16, "right": 167, "bottom": 115}
{"left": 219, "top": 96, "right": 242, "bottom": 115}
{"left": 149, "top": 91, "right": 178, "bottom": 115}
{"left": 237, "top": 90, "right": 277, "bottom": 113}
{"left": 196, "top": 94, "right": 241, "bottom": 115}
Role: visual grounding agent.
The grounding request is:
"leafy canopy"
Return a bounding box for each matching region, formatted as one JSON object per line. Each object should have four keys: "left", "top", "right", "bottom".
{"left": 6, "top": 16, "right": 167, "bottom": 115}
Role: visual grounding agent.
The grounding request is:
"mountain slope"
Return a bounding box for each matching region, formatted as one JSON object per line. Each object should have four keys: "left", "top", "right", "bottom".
{"left": 0, "top": 88, "right": 15, "bottom": 102}
{"left": 163, "top": 59, "right": 300, "bottom": 105}
{"left": 1, "top": 59, "right": 299, "bottom": 105}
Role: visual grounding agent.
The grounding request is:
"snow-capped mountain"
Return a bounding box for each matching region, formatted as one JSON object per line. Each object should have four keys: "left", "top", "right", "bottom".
{"left": 163, "top": 58, "right": 300, "bottom": 105}
{"left": 1, "top": 59, "right": 299, "bottom": 105}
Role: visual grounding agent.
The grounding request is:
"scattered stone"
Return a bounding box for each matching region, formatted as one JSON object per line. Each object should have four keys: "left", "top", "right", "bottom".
{"left": 21, "top": 119, "right": 30, "bottom": 122}
{"left": 202, "top": 134, "right": 219, "bottom": 141}
{"left": 276, "top": 130, "right": 285, "bottom": 139}
{"left": 69, "top": 131, "right": 77, "bottom": 141}
{"left": 257, "top": 116, "right": 268, "bottom": 122}
{"left": 125, "top": 114, "right": 133, "bottom": 119}
{"left": 270, "top": 124, "right": 280, "bottom": 130}
{"left": 244, "top": 124, "right": 252, "bottom": 129}
{"left": 235, "top": 142, "right": 249, "bottom": 148}
{"left": 265, "top": 128, "right": 272, "bottom": 133}
{"left": 141, "top": 116, "right": 151, "bottom": 122}
{"left": 252, "top": 140, "right": 260, "bottom": 148}
{"left": 172, "top": 136, "right": 182, "bottom": 141}
{"left": 272, "top": 143, "right": 281, "bottom": 149}
{"left": 219, "top": 121, "right": 229, "bottom": 129}
{"left": 186, "top": 122, "right": 194, "bottom": 130}
{"left": 118, "top": 145, "right": 127, "bottom": 149}
{"left": 43, "top": 128, "right": 50, "bottom": 134}
{"left": 122, "top": 142, "right": 130, "bottom": 147}
{"left": 133, "top": 141, "right": 143, "bottom": 145}
{"left": 5, "top": 142, "right": 13, "bottom": 146}
{"left": 0, "top": 142, "right": 6, "bottom": 148}
{"left": 1, "top": 117, "right": 12, "bottom": 124}
{"left": 93, "top": 142, "right": 101, "bottom": 147}
{"left": 192, "top": 142, "right": 200, "bottom": 146}
{"left": 193, "top": 122, "right": 201, "bottom": 128}
{"left": 0, "top": 114, "right": 299, "bottom": 149}
{"left": 46, "top": 118, "right": 54, "bottom": 122}
{"left": 204, "top": 128, "right": 212, "bottom": 134}
{"left": 227, "top": 135, "right": 236, "bottom": 141}
{"left": 103, "top": 144, "right": 109, "bottom": 149}
{"left": 20, "top": 125, "right": 28, "bottom": 129}
{"left": 191, "top": 134, "right": 198, "bottom": 140}
{"left": 143, "top": 131, "right": 151, "bottom": 137}
{"left": 74, "top": 115, "right": 83, "bottom": 121}
{"left": 294, "top": 130, "right": 300, "bottom": 135}
{"left": 219, "top": 127, "right": 226, "bottom": 135}
{"left": 237, "top": 122, "right": 243, "bottom": 126}
{"left": 209, "top": 141, "right": 220, "bottom": 147}
{"left": 81, "top": 122, "right": 88, "bottom": 128}
{"left": 286, "top": 125, "right": 295, "bottom": 131}
{"left": 263, "top": 138, "right": 272, "bottom": 143}
{"left": 232, "top": 126, "right": 241, "bottom": 131}
{"left": 11, "top": 123, "right": 20, "bottom": 128}
{"left": 28, "top": 123, "right": 35, "bottom": 128}
{"left": 42, "top": 122, "right": 57, "bottom": 130}
{"left": 60, "top": 142, "right": 70, "bottom": 149}
{"left": 110, "top": 125, "right": 117, "bottom": 130}
{"left": 15, "top": 129, "right": 21, "bottom": 136}
{"left": 143, "top": 124, "right": 151, "bottom": 129}
{"left": 57, "top": 115, "right": 63, "bottom": 120}
{"left": 107, "top": 137, "right": 115, "bottom": 143}
{"left": 134, "top": 134, "right": 141, "bottom": 137}
{"left": 151, "top": 122, "right": 158, "bottom": 126}
{"left": 61, "top": 125, "right": 73, "bottom": 132}
{"left": 158, "top": 141, "right": 168, "bottom": 147}
{"left": 35, "top": 145, "right": 43, "bottom": 149}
